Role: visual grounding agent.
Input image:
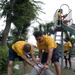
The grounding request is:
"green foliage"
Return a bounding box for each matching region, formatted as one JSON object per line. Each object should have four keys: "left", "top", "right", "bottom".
{"left": 0, "top": 0, "right": 43, "bottom": 46}
{"left": 72, "top": 50, "right": 75, "bottom": 55}
{"left": 0, "top": 46, "right": 9, "bottom": 74}
{"left": 34, "top": 51, "right": 39, "bottom": 57}
{"left": 11, "top": 0, "right": 44, "bottom": 42}
{"left": 33, "top": 21, "right": 55, "bottom": 35}
{"left": 71, "top": 38, "right": 75, "bottom": 46}
{"left": 7, "top": 42, "right": 13, "bottom": 48}
{"left": 12, "top": 0, "right": 43, "bottom": 32}
{"left": 12, "top": 0, "right": 43, "bottom": 42}
{"left": 72, "top": 46, "right": 75, "bottom": 55}
{"left": 0, "top": 0, "right": 10, "bottom": 16}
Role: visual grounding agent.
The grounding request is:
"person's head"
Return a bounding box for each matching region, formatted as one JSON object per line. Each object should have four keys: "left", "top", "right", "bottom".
{"left": 65, "top": 37, "right": 70, "bottom": 42}
{"left": 23, "top": 44, "right": 31, "bottom": 53}
{"left": 33, "top": 31, "right": 44, "bottom": 43}
{"left": 58, "top": 9, "right": 63, "bottom": 13}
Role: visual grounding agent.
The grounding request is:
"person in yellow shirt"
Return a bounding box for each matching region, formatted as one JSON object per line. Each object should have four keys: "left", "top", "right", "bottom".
{"left": 57, "top": 9, "right": 63, "bottom": 27}
{"left": 64, "top": 37, "right": 72, "bottom": 69}
{"left": 33, "top": 31, "right": 61, "bottom": 75}
{"left": 7, "top": 41, "right": 42, "bottom": 75}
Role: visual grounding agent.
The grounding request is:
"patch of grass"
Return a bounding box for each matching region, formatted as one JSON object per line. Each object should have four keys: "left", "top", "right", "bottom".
{"left": 49, "top": 66, "right": 75, "bottom": 75}
{"left": 2, "top": 61, "right": 75, "bottom": 75}
{"left": 12, "top": 61, "right": 33, "bottom": 75}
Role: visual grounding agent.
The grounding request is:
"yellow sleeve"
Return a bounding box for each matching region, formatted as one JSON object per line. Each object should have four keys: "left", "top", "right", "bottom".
{"left": 30, "top": 45, "right": 34, "bottom": 53}
{"left": 12, "top": 44, "right": 24, "bottom": 56}
{"left": 68, "top": 42, "right": 72, "bottom": 47}
{"left": 36, "top": 42, "right": 41, "bottom": 50}
{"left": 58, "top": 12, "right": 61, "bottom": 20}
{"left": 46, "top": 36, "right": 56, "bottom": 49}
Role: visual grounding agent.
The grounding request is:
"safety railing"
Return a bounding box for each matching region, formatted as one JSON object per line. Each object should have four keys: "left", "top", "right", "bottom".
{"left": 53, "top": 9, "right": 73, "bottom": 27}
{"left": 62, "top": 9, "right": 73, "bottom": 26}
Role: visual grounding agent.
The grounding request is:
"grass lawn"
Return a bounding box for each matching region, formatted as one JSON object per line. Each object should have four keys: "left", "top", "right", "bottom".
{"left": 1, "top": 61, "right": 75, "bottom": 75}
{"left": 49, "top": 66, "right": 75, "bottom": 75}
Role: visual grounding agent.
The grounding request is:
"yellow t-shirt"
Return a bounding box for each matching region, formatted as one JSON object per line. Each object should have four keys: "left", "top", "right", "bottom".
{"left": 12, "top": 41, "right": 34, "bottom": 56}
{"left": 64, "top": 41, "right": 72, "bottom": 51}
{"left": 36, "top": 35, "right": 57, "bottom": 53}
{"left": 58, "top": 12, "right": 62, "bottom": 20}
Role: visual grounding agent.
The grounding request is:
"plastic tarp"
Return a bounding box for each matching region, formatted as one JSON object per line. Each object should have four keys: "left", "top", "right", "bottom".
{"left": 30, "top": 68, "right": 55, "bottom": 75}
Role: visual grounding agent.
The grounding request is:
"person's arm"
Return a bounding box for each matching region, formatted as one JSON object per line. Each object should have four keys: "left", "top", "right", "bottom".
{"left": 69, "top": 46, "right": 72, "bottom": 51}
{"left": 21, "top": 55, "right": 34, "bottom": 67}
{"left": 39, "top": 50, "right": 42, "bottom": 62}
{"left": 68, "top": 42, "right": 72, "bottom": 52}
{"left": 31, "top": 50, "right": 42, "bottom": 63}
{"left": 31, "top": 52, "right": 38, "bottom": 64}
{"left": 44, "top": 48, "right": 53, "bottom": 70}
{"left": 46, "top": 48, "right": 53, "bottom": 65}
{"left": 22, "top": 55, "right": 42, "bottom": 73}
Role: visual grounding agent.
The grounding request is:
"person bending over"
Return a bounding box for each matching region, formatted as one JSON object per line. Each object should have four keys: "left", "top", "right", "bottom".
{"left": 33, "top": 31, "right": 61, "bottom": 75}
{"left": 7, "top": 41, "right": 42, "bottom": 75}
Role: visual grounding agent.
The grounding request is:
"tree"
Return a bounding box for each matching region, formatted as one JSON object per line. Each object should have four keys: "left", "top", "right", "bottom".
{"left": 33, "top": 21, "right": 55, "bottom": 35}
{"left": 39, "top": 22, "right": 54, "bottom": 35}
{"left": 0, "top": 0, "right": 43, "bottom": 47}
{"left": 11, "top": 0, "right": 43, "bottom": 43}
{"left": 0, "top": 0, "right": 15, "bottom": 47}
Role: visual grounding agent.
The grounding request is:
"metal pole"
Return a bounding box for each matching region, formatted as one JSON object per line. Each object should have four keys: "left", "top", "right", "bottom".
{"left": 61, "top": 31, "right": 64, "bottom": 69}
{"left": 54, "top": 32, "right": 56, "bottom": 41}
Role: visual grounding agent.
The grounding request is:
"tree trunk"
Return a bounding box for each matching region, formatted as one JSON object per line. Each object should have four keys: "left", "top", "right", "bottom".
{"left": 2, "top": 14, "right": 11, "bottom": 47}
{"left": 2, "top": 0, "right": 15, "bottom": 47}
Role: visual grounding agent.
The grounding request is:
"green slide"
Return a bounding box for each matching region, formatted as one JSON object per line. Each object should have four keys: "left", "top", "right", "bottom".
{"left": 61, "top": 24, "right": 75, "bottom": 35}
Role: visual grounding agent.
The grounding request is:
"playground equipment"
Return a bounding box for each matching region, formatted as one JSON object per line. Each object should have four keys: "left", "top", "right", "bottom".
{"left": 54, "top": 4, "right": 75, "bottom": 69}
{"left": 54, "top": 4, "right": 75, "bottom": 34}
{"left": 54, "top": 4, "right": 72, "bottom": 26}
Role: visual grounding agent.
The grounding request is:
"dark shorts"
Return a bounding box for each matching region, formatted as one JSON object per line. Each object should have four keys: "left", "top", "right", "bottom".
{"left": 41, "top": 48, "right": 59, "bottom": 64}
{"left": 8, "top": 47, "right": 23, "bottom": 61}
{"left": 64, "top": 50, "right": 72, "bottom": 60}
{"left": 58, "top": 20, "right": 62, "bottom": 25}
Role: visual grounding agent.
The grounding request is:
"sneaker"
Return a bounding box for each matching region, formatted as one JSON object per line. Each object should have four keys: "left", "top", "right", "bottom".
{"left": 68, "top": 67, "right": 72, "bottom": 70}
{"left": 73, "top": 70, "right": 75, "bottom": 72}
{"left": 64, "top": 66, "right": 68, "bottom": 69}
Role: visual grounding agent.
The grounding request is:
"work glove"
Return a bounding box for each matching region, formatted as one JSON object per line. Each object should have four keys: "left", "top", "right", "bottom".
{"left": 37, "top": 63, "right": 44, "bottom": 69}
{"left": 34, "top": 65, "right": 41, "bottom": 73}
{"left": 26, "top": 52, "right": 31, "bottom": 58}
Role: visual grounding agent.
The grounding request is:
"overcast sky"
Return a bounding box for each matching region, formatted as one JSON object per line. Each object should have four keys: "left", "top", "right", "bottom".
{"left": 37, "top": 0, "right": 75, "bottom": 23}
{"left": 0, "top": 0, "right": 75, "bottom": 45}
{"left": 28, "top": 0, "right": 75, "bottom": 45}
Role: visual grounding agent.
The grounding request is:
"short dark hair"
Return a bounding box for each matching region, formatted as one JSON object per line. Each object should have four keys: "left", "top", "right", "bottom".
{"left": 58, "top": 9, "right": 62, "bottom": 12}
{"left": 66, "top": 37, "right": 70, "bottom": 40}
{"left": 33, "top": 31, "right": 43, "bottom": 38}
{"left": 23, "top": 44, "right": 31, "bottom": 52}
{"left": 65, "top": 37, "right": 70, "bottom": 41}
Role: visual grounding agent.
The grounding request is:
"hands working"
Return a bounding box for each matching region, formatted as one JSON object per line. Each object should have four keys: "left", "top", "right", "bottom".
{"left": 34, "top": 62, "right": 49, "bottom": 73}
{"left": 34, "top": 63, "right": 44, "bottom": 73}
{"left": 44, "top": 63, "right": 49, "bottom": 70}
